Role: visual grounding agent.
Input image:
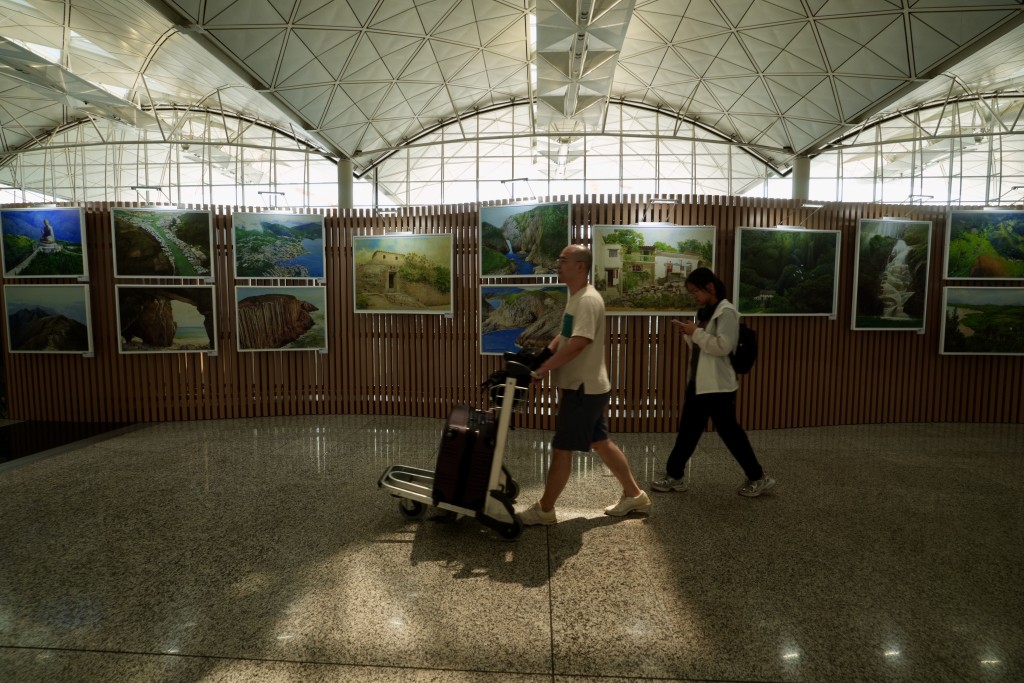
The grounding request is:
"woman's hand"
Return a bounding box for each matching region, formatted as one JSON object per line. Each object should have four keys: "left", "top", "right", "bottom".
{"left": 671, "top": 319, "right": 697, "bottom": 335}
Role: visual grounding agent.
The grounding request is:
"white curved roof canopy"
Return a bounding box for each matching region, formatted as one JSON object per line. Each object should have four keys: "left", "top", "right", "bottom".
{"left": 0, "top": 0, "right": 1022, "bottom": 205}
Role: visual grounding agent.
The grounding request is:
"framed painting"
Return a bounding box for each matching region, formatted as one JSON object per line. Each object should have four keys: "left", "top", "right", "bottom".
{"left": 352, "top": 233, "right": 453, "bottom": 314}
{"left": 112, "top": 207, "right": 214, "bottom": 279}
{"left": 4, "top": 284, "right": 93, "bottom": 354}
{"left": 944, "top": 209, "right": 1024, "bottom": 280}
{"left": 479, "top": 201, "right": 570, "bottom": 277}
{"left": 480, "top": 284, "right": 568, "bottom": 355}
{"left": 236, "top": 286, "right": 327, "bottom": 352}
{"left": 1, "top": 206, "right": 88, "bottom": 278}
{"left": 734, "top": 227, "right": 841, "bottom": 316}
{"left": 115, "top": 285, "right": 216, "bottom": 353}
{"left": 593, "top": 223, "right": 715, "bottom": 315}
{"left": 852, "top": 219, "right": 932, "bottom": 331}
{"left": 231, "top": 212, "right": 325, "bottom": 279}
{"left": 941, "top": 286, "right": 1024, "bottom": 355}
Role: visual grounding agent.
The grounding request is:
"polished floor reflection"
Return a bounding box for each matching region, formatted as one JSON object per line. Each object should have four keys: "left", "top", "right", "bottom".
{"left": 0, "top": 415, "right": 1021, "bottom": 682}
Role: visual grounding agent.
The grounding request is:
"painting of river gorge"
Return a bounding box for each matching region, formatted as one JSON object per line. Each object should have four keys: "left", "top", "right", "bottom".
{"left": 480, "top": 201, "right": 570, "bottom": 277}
{"left": 853, "top": 219, "right": 932, "bottom": 331}
{"left": 235, "top": 286, "right": 327, "bottom": 352}
{"left": 941, "top": 287, "right": 1024, "bottom": 355}
{"left": 112, "top": 208, "right": 213, "bottom": 279}
{"left": 1, "top": 207, "right": 88, "bottom": 278}
{"left": 945, "top": 210, "right": 1024, "bottom": 280}
{"left": 480, "top": 284, "right": 567, "bottom": 355}
{"left": 232, "top": 212, "right": 325, "bottom": 279}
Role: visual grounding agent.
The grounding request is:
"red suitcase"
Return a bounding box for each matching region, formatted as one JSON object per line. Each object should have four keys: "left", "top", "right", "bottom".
{"left": 432, "top": 404, "right": 498, "bottom": 510}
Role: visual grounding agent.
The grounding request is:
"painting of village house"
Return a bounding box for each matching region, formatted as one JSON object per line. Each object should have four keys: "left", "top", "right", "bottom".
{"left": 1, "top": 206, "right": 88, "bottom": 278}
{"left": 945, "top": 209, "right": 1024, "bottom": 280}
{"left": 112, "top": 208, "right": 214, "bottom": 279}
{"left": 852, "top": 219, "right": 932, "bottom": 331}
{"left": 352, "top": 234, "right": 453, "bottom": 314}
{"left": 592, "top": 224, "right": 716, "bottom": 315}
{"left": 4, "top": 284, "right": 93, "bottom": 354}
{"left": 480, "top": 284, "right": 568, "bottom": 355}
{"left": 115, "top": 285, "right": 216, "bottom": 354}
{"left": 235, "top": 286, "right": 327, "bottom": 352}
{"left": 734, "top": 227, "right": 841, "bottom": 317}
{"left": 232, "top": 212, "right": 325, "bottom": 279}
{"left": 479, "top": 201, "right": 570, "bottom": 277}
{"left": 941, "top": 286, "right": 1024, "bottom": 355}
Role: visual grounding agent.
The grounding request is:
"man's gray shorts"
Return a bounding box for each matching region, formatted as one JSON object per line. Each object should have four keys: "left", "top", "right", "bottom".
{"left": 552, "top": 387, "right": 610, "bottom": 452}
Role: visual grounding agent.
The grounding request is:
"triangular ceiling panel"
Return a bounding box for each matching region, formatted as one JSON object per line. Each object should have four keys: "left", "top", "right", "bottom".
{"left": 277, "top": 36, "right": 333, "bottom": 88}
{"left": 368, "top": 0, "right": 423, "bottom": 32}
{"left": 295, "top": 0, "right": 361, "bottom": 26}
{"left": 911, "top": 10, "right": 1014, "bottom": 73}
{"left": 705, "top": 34, "right": 758, "bottom": 77}
{"left": 291, "top": 29, "right": 359, "bottom": 61}
{"left": 341, "top": 39, "right": 393, "bottom": 81}
{"left": 714, "top": 0, "right": 755, "bottom": 28}
{"left": 834, "top": 75, "right": 903, "bottom": 120}
{"left": 366, "top": 33, "right": 424, "bottom": 79}
{"left": 736, "top": 0, "right": 806, "bottom": 27}
{"left": 205, "top": 0, "right": 285, "bottom": 26}
{"left": 209, "top": 28, "right": 285, "bottom": 62}
{"left": 414, "top": 0, "right": 465, "bottom": 34}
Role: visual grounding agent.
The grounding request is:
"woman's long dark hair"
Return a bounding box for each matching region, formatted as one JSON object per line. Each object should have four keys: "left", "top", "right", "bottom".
{"left": 686, "top": 267, "right": 728, "bottom": 322}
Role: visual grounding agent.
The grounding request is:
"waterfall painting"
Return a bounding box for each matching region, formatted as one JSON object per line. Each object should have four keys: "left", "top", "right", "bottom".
{"left": 232, "top": 212, "right": 325, "bottom": 279}
{"left": 480, "top": 201, "right": 570, "bottom": 277}
{"left": 945, "top": 210, "right": 1024, "bottom": 280}
{"left": 4, "top": 284, "right": 93, "bottom": 354}
{"left": 480, "top": 284, "right": 568, "bottom": 355}
{"left": 593, "top": 224, "right": 716, "bottom": 315}
{"left": 853, "top": 219, "right": 932, "bottom": 330}
{"left": 941, "top": 287, "right": 1024, "bottom": 355}
{"left": 1, "top": 207, "right": 88, "bottom": 278}
{"left": 112, "top": 208, "right": 214, "bottom": 279}
{"left": 115, "top": 285, "right": 216, "bottom": 353}
{"left": 352, "top": 234, "right": 452, "bottom": 314}
{"left": 734, "top": 227, "right": 841, "bottom": 316}
{"left": 235, "top": 286, "right": 327, "bottom": 352}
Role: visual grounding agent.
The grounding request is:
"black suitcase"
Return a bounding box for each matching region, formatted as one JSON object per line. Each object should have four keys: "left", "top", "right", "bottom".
{"left": 432, "top": 404, "right": 498, "bottom": 510}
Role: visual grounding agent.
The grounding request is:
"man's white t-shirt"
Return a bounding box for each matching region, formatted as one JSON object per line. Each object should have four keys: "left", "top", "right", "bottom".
{"left": 552, "top": 284, "right": 611, "bottom": 394}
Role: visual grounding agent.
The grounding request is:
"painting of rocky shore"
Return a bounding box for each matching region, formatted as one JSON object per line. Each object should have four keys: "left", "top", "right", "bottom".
{"left": 115, "top": 285, "right": 216, "bottom": 353}
{"left": 4, "top": 284, "right": 92, "bottom": 353}
{"left": 235, "top": 287, "right": 327, "bottom": 351}
{"left": 1, "top": 207, "right": 88, "bottom": 278}
{"left": 112, "top": 208, "right": 213, "bottom": 278}
{"left": 480, "top": 284, "right": 567, "bottom": 355}
{"left": 853, "top": 219, "right": 932, "bottom": 331}
{"left": 353, "top": 234, "right": 452, "bottom": 314}
{"left": 479, "top": 201, "right": 570, "bottom": 277}
{"left": 232, "top": 212, "right": 325, "bottom": 279}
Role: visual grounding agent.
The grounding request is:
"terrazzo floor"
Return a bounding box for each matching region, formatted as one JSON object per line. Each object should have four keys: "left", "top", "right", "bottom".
{"left": 0, "top": 415, "right": 1021, "bottom": 682}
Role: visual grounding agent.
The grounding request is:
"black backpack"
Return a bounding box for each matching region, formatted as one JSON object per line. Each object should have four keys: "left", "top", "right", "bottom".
{"left": 730, "top": 323, "right": 757, "bottom": 375}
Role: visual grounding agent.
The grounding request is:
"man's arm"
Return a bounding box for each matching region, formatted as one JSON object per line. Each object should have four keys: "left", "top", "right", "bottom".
{"left": 534, "top": 335, "right": 591, "bottom": 376}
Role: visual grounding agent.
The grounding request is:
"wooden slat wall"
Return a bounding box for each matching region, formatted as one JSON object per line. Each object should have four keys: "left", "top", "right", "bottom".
{"left": 2, "top": 196, "right": 1022, "bottom": 430}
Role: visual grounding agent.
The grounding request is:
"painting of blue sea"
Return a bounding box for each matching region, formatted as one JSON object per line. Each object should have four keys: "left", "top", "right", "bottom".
{"left": 1, "top": 207, "right": 88, "bottom": 278}
{"left": 480, "top": 284, "right": 568, "bottom": 355}
{"left": 232, "top": 212, "right": 325, "bottom": 279}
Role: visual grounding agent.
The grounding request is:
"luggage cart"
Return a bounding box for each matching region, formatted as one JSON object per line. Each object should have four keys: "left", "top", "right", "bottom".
{"left": 377, "top": 360, "right": 533, "bottom": 540}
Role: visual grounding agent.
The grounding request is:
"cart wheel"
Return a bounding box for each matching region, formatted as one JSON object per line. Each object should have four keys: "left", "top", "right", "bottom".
{"left": 504, "top": 478, "right": 520, "bottom": 503}
{"left": 498, "top": 518, "right": 523, "bottom": 540}
{"left": 397, "top": 499, "right": 427, "bottom": 520}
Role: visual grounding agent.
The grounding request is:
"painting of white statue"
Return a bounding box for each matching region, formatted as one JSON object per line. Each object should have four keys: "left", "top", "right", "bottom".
{"left": 852, "top": 219, "right": 932, "bottom": 331}
{"left": 1, "top": 207, "right": 88, "bottom": 278}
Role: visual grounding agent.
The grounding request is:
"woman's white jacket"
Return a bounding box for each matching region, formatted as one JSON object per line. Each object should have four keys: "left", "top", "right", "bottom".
{"left": 685, "top": 299, "right": 740, "bottom": 395}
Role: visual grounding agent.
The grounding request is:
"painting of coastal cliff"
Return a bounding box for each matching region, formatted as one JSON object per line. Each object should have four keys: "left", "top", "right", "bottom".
{"left": 353, "top": 234, "right": 452, "bottom": 314}
{"left": 941, "top": 286, "right": 1024, "bottom": 355}
{"left": 232, "top": 212, "right": 325, "bottom": 279}
{"left": 945, "top": 210, "right": 1024, "bottom": 280}
{"left": 112, "top": 208, "right": 213, "bottom": 279}
{"left": 479, "top": 201, "right": 570, "bottom": 277}
{"left": 480, "top": 284, "right": 568, "bottom": 355}
{"left": 4, "top": 284, "right": 92, "bottom": 354}
{"left": 593, "top": 224, "right": 715, "bottom": 315}
{"left": 2, "top": 207, "right": 88, "bottom": 278}
{"left": 115, "top": 285, "right": 216, "bottom": 353}
{"left": 734, "top": 227, "right": 840, "bottom": 316}
{"left": 853, "top": 219, "right": 932, "bottom": 331}
{"left": 235, "top": 286, "right": 327, "bottom": 352}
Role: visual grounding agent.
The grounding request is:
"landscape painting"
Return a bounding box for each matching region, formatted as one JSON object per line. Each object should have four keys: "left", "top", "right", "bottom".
{"left": 1, "top": 207, "right": 88, "bottom": 278}
{"left": 112, "top": 208, "right": 213, "bottom": 278}
{"left": 480, "top": 284, "right": 568, "bottom": 355}
{"left": 480, "top": 201, "right": 570, "bottom": 277}
{"left": 853, "top": 219, "right": 932, "bottom": 331}
{"left": 945, "top": 210, "right": 1024, "bottom": 280}
{"left": 115, "top": 285, "right": 216, "bottom": 353}
{"left": 236, "top": 286, "right": 327, "bottom": 352}
{"left": 941, "top": 286, "right": 1024, "bottom": 355}
{"left": 735, "top": 227, "right": 840, "bottom": 316}
{"left": 353, "top": 233, "right": 452, "bottom": 314}
{"left": 592, "top": 224, "right": 715, "bottom": 315}
{"left": 232, "top": 212, "right": 325, "bottom": 279}
{"left": 4, "top": 284, "right": 92, "bottom": 354}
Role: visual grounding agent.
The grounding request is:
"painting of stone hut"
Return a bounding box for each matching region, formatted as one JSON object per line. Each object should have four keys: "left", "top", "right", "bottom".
{"left": 353, "top": 234, "right": 452, "bottom": 314}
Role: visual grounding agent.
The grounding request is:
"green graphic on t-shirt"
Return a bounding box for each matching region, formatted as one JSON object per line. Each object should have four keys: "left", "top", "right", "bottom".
{"left": 561, "top": 313, "right": 574, "bottom": 338}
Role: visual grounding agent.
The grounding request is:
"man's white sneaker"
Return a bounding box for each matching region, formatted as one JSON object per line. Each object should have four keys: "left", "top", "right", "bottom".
{"left": 603, "top": 490, "right": 652, "bottom": 517}
{"left": 518, "top": 501, "right": 557, "bottom": 525}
